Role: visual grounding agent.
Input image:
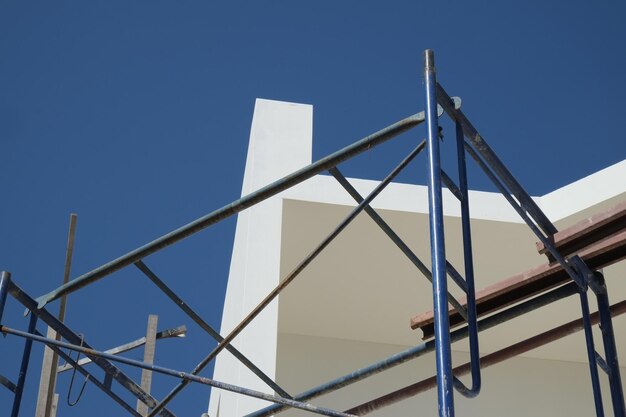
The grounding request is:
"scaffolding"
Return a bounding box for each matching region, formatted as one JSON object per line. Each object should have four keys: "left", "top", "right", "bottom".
{"left": 1, "top": 49, "right": 624, "bottom": 417}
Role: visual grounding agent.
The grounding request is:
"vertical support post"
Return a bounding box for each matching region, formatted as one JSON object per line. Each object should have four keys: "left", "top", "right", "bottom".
{"left": 36, "top": 213, "right": 77, "bottom": 417}
{"left": 137, "top": 314, "right": 159, "bottom": 416}
{"left": 595, "top": 274, "right": 626, "bottom": 417}
{"left": 11, "top": 313, "right": 38, "bottom": 417}
{"left": 424, "top": 49, "right": 454, "bottom": 417}
{"left": 454, "top": 121, "right": 481, "bottom": 397}
{"left": 0, "top": 271, "right": 10, "bottom": 324}
{"left": 50, "top": 394, "right": 59, "bottom": 417}
{"left": 579, "top": 288, "right": 605, "bottom": 417}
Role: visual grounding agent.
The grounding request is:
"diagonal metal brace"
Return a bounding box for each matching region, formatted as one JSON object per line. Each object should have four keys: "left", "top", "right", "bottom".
{"left": 7, "top": 280, "right": 178, "bottom": 417}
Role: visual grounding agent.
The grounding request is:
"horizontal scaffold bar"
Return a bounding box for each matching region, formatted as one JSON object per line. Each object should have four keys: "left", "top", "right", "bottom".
{"left": 347, "top": 298, "right": 626, "bottom": 415}
{"left": 0, "top": 325, "right": 357, "bottom": 417}
{"left": 36, "top": 106, "right": 453, "bottom": 309}
{"left": 245, "top": 282, "right": 578, "bottom": 417}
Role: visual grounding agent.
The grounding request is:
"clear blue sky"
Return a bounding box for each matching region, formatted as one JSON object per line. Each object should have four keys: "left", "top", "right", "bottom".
{"left": 1, "top": 1, "right": 625, "bottom": 416}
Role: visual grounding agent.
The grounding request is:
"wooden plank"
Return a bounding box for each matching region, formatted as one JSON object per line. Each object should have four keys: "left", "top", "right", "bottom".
{"left": 537, "top": 199, "right": 626, "bottom": 261}
{"left": 49, "top": 394, "right": 59, "bottom": 417}
{"left": 137, "top": 314, "right": 158, "bottom": 416}
{"left": 411, "top": 228, "right": 626, "bottom": 339}
{"left": 35, "top": 212, "right": 78, "bottom": 417}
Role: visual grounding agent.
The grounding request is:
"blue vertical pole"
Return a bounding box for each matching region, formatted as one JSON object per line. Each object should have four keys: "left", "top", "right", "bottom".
{"left": 454, "top": 121, "right": 481, "bottom": 397}
{"left": 579, "top": 288, "right": 605, "bottom": 417}
{"left": 424, "top": 49, "right": 455, "bottom": 417}
{"left": 0, "top": 271, "right": 10, "bottom": 324}
{"left": 595, "top": 275, "right": 626, "bottom": 417}
{"left": 11, "top": 313, "right": 38, "bottom": 417}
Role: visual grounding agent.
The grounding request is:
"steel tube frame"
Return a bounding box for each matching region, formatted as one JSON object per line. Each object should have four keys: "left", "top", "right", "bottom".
{"left": 328, "top": 167, "right": 468, "bottom": 321}
{"left": 11, "top": 313, "right": 38, "bottom": 417}
{"left": 424, "top": 49, "right": 454, "bottom": 417}
{"left": 436, "top": 83, "right": 601, "bottom": 293}
{"left": 35, "top": 112, "right": 430, "bottom": 309}
{"left": 246, "top": 282, "right": 578, "bottom": 417}
{"left": 436, "top": 79, "right": 626, "bottom": 417}
{"left": 36, "top": 329, "right": 143, "bottom": 416}
{"left": 434, "top": 84, "right": 556, "bottom": 237}
{"left": 146, "top": 141, "right": 427, "bottom": 417}
{"left": 134, "top": 260, "right": 292, "bottom": 398}
{"left": 346, "top": 298, "right": 626, "bottom": 415}
{"left": 0, "top": 325, "right": 356, "bottom": 417}
{"left": 595, "top": 276, "right": 626, "bottom": 417}
{"left": 7, "top": 280, "right": 178, "bottom": 417}
{"left": 6, "top": 49, "right": 618, "bottom": 417}
{"left": 435, "top": 80, "right": 624, "bottom": 416}
{"left": 451, "top": 120, "right": 480, "bottom": 398}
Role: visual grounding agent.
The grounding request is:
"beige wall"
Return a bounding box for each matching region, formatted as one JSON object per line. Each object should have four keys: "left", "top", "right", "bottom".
{"left": 276, "top": 333, "right": 626, "bottom": 417}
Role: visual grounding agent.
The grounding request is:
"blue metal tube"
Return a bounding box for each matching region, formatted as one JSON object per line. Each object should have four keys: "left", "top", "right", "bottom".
{"left": 424, "top": 49, "right": 455, "bottom": 417}
{"left": 594, "top": 275, "right": 626, "bottom": 417}
{"left": 452, "top": 120, "right": 481, "bottom": 398}
{"left": 10, "top": 313, "right": 38, "bottom": 417}
{"left": 438, "top": 78, "right": 620, "bottom": 414}
{"left": 35, "top": 112, "right": 429, "bottom": 310}
{"left": 579, "top": 289, "right": 605, "bottom": 417}
{"left": 0, "top": 325, "right": 357, "bottom": 417}
{"left": 437, "top": 81, "right": 622, "bottom": 415}
{"left": 0, "top": 271, "right": 10, "bottom": 324}
{"left": 246, "top": 282, "right": 578, "bottom": 417}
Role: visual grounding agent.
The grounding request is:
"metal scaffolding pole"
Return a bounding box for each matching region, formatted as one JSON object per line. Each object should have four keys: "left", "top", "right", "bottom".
{"left": 346, "top": 298, "right": 626, "bottom": 415}
{"left": 35, "top": 111, "right": 430, "bottom": 310}
{"left": 424, "top": 48, "right": 455, "bottom": 417}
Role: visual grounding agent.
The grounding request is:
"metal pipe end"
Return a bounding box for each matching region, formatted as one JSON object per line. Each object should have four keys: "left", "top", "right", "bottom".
{"left": 424, "top": 49, "right": 435, "bottom": 72}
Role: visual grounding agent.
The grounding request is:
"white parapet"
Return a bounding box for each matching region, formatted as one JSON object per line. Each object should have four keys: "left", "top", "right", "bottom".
{"left": 208, "top": 99, "right": 313, "bottom": 417}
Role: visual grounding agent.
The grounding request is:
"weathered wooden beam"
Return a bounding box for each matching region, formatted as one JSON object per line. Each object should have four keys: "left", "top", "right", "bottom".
{"left": 537, "top": 200, "right": 626, "bottom": 262}
{"left": 137, "top": 315, "right": 159, "bottom": 416}
{"left": 35, "top": 213, "right": 77, "bottom": 417}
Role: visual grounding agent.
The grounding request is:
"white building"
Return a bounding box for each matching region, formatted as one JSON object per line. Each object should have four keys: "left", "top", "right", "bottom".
{"left": 208, "top": 99, "right": 626, "bottom": 417}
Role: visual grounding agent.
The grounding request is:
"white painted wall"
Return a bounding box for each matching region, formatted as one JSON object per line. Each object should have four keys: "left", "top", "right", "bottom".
{"left": 208, "top": 99, "right": 312, "bottom": 417}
